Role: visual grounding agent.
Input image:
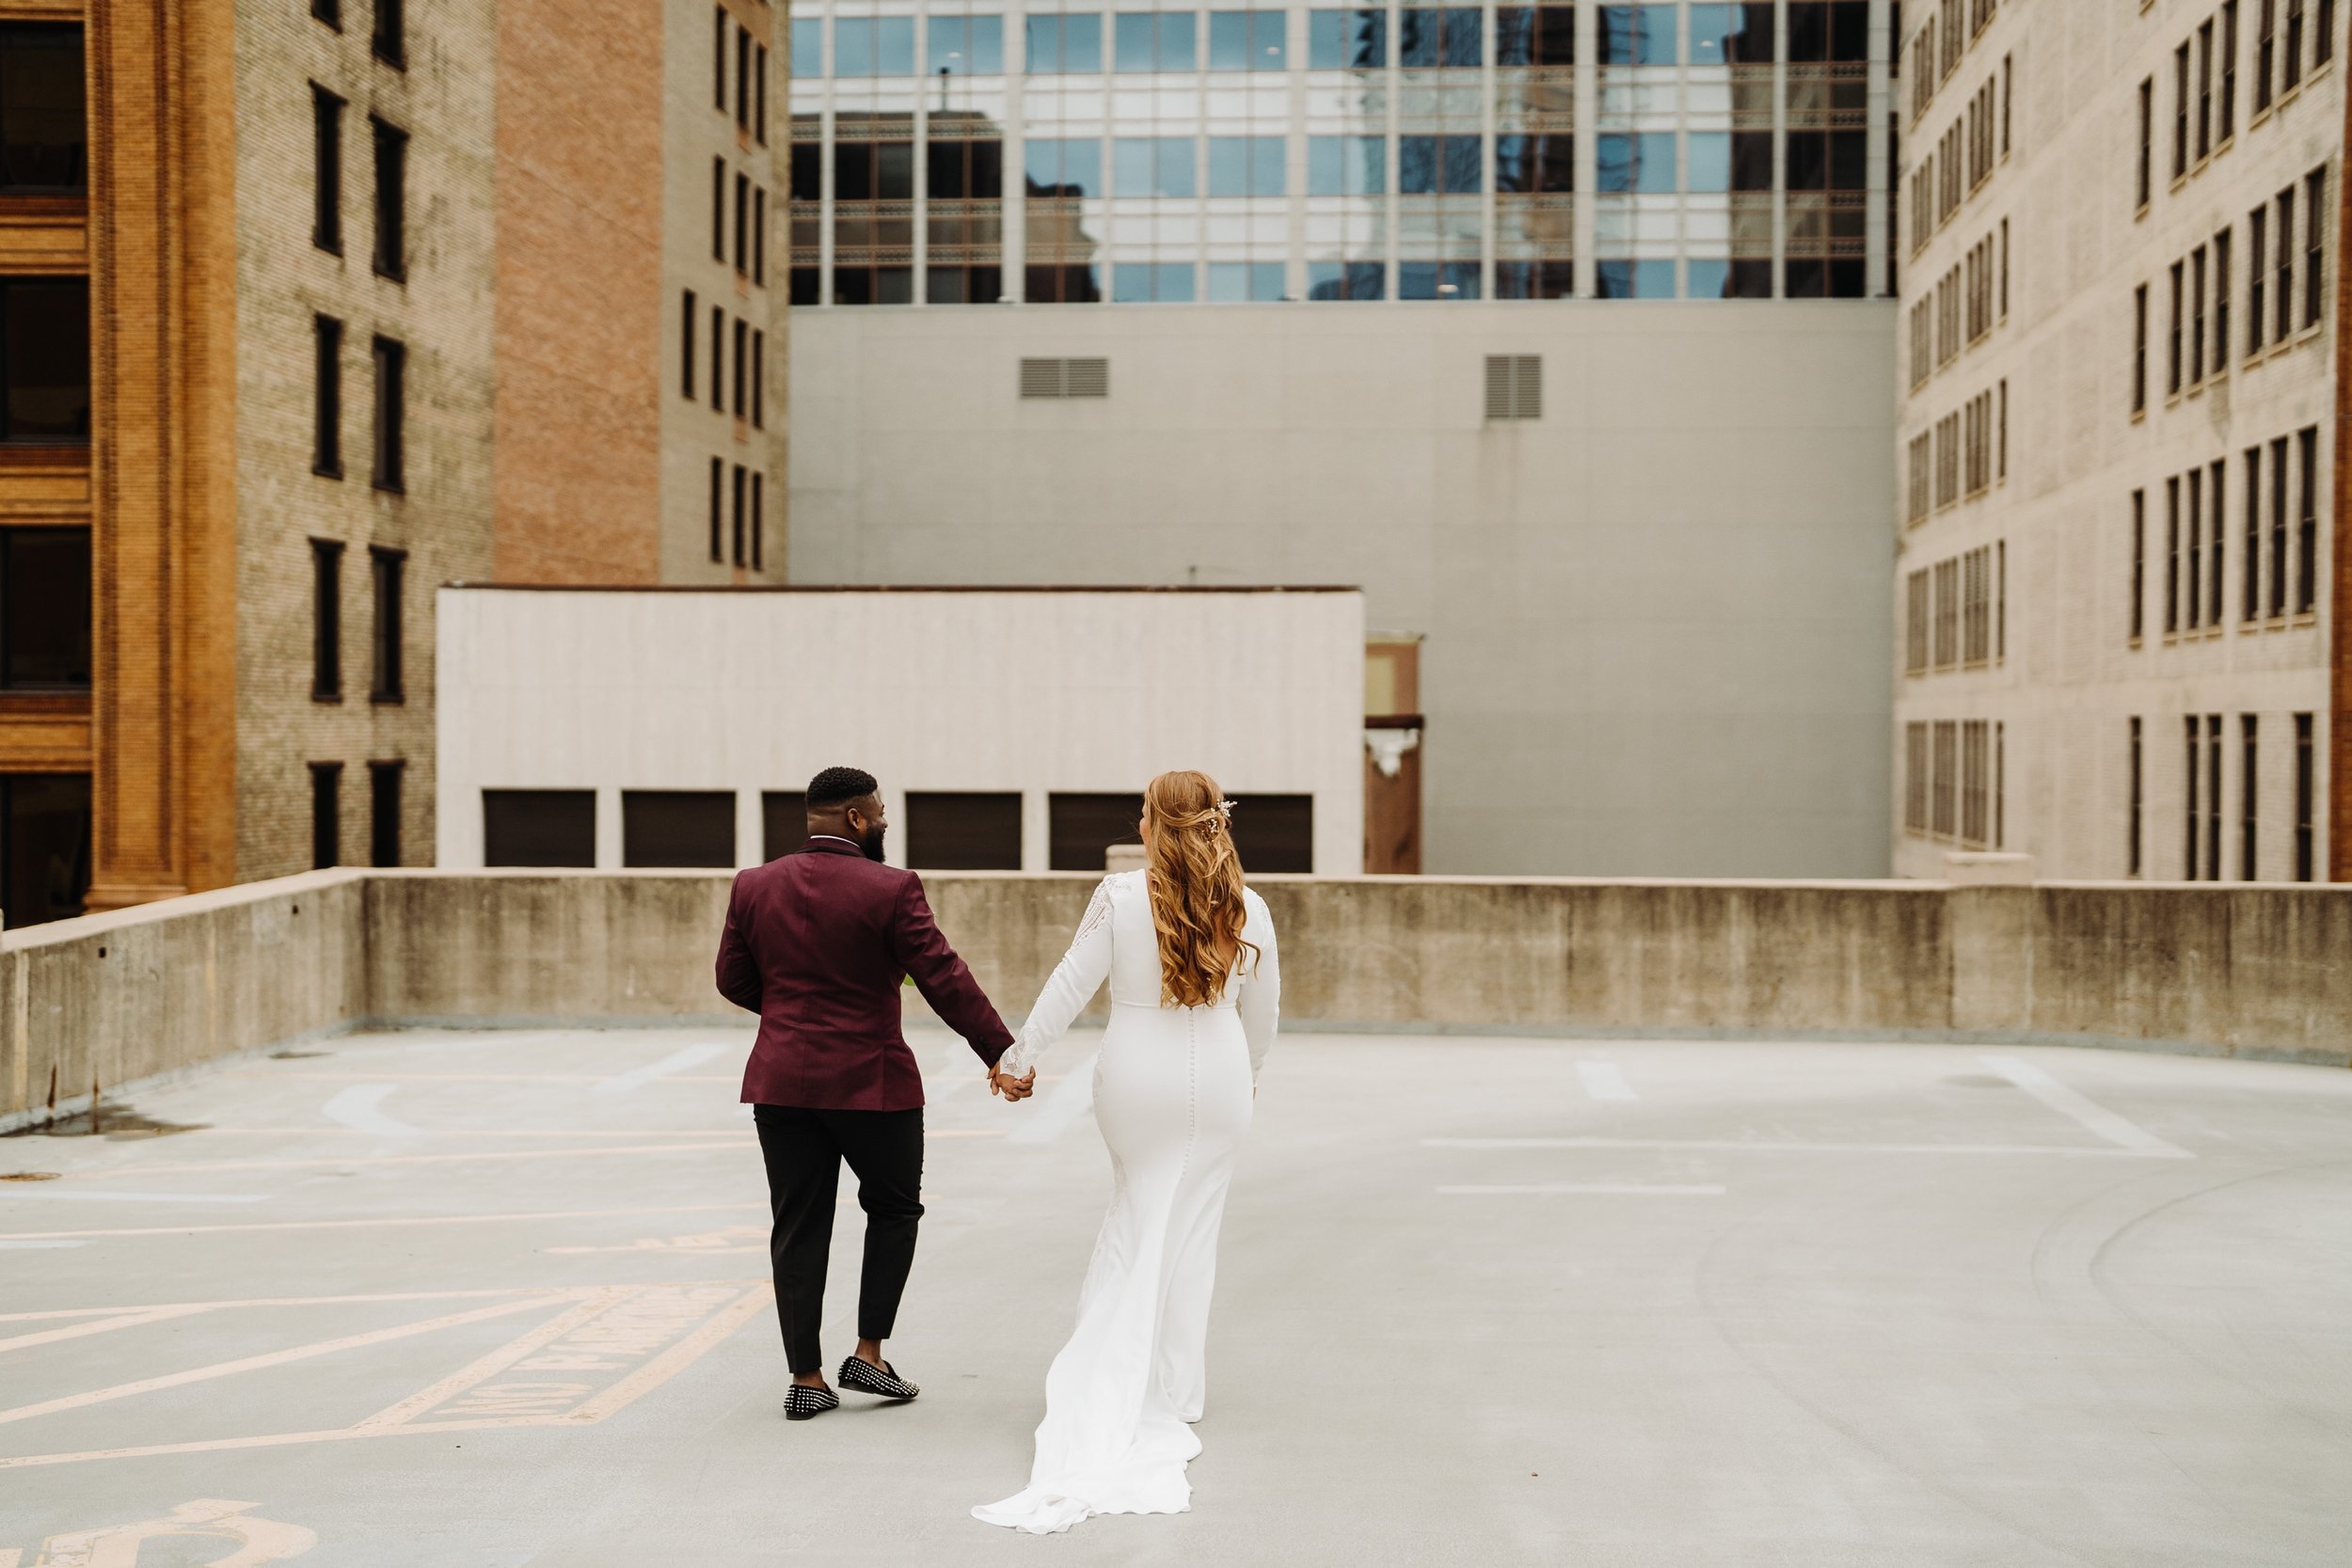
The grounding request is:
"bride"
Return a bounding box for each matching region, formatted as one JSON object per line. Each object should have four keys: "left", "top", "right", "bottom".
{"left": 973, "top": 769, "right": 1281, "bottom": 1535}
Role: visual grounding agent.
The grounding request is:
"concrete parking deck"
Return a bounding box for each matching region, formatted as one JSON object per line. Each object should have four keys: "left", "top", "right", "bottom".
{"left": 0, "top": 1027, "right": 2346, "bottom": 1566}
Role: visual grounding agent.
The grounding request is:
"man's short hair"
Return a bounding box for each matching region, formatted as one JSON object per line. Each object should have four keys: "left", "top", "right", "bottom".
{"left": 806, "top": 767, "right": 880, "bottom": 809}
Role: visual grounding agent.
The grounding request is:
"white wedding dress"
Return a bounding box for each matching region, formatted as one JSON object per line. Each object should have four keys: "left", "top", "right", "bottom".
{"left": 972, "top": 869, "right": 1279, "bottom": 1535}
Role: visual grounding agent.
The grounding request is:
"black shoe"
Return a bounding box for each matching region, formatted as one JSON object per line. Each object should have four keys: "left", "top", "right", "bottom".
{"left": 838, "top": 1354, "right": 920, "bottom": 1401}
{"left": 784, "top": 1384, "right": 839, "bottom": 1421}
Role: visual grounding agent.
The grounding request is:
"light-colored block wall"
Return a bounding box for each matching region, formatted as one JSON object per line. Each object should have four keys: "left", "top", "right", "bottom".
{"left": 1892, "top": 3, "right": 2340, "bottom": 880}
{"left": 231, "top": 0, "right": 500, "bottom": 880}
{"left": 787, "top": 300, "right": 1899, "bottom": 878}
{"left": 433, "top": 586, "right": 1367, "bottom": 874}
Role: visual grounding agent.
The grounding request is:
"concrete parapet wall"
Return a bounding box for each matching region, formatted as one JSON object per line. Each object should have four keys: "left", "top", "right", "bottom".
{"left": 4, "top": 870, "right": 2344, "bottom": 1129}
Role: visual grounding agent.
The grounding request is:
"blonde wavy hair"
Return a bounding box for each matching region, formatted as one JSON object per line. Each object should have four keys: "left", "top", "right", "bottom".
{"left": 1142, "top": 769, "right": 1261, "bottom": 1008}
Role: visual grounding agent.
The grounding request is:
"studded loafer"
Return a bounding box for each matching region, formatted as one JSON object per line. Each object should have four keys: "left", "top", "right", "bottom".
{"left": 837, "top": 1354, "right": 920, "bottom": 1401}
{"left": 784, "top": 1384, "right": 840, "bottom": 1421}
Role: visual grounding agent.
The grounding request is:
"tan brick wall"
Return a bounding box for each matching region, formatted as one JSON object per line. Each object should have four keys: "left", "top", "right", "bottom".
{"left": 230, "top": 0, "right": 498, "bottom": 881}
{"left": 490, "top": 0, "right": 665, "bottom": 584}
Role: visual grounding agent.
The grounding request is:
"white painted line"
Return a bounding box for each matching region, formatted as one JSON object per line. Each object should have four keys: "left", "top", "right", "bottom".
{"left": 0, "top": 1239, "right": 86, "bottom": 1250}
{"left": 1439, "top": 1183, "right": 1724, "bottom": 1196}
{"left": 1577, "top": 1061, "right": 1639, "bottom": 1102}
{"left": 0, "top": 1202, "right": 769, "bottom": 1243}
{"left": 0, "top": 1190, "right": 266, "bottom": 1205}
{"left": 595, "top": 1042, "right": 732, "bottom": 1095}
{"left": 323, "top": 1084, "right": 421, "bottom": 1137}
{"left": 1422, "top": 1137, "right": 2168, "bottom": 1159}
{"left": 1979, "top": 1055, "right": 2194, "bottom": 1159}
{"left": 1009, "top": 1053, "right": 1099, "bottom": 1145}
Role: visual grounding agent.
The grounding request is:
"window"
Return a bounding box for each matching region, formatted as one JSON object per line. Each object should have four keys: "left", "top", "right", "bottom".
{"left": 1310, "top": 8, "right": 1390, "bottom": 68}
{"left": 1025, "top": 13, "right": 1103, "bottom": 72}
{"left": 2190, "top": 246, "right": 2207, "bottom": 383}
{"left": 2241, "top": 715, "right": 2260, "bottom": 879}
{"left": 680, "top": 290, "right": 696, "bottom": 398}
{"left": 1232, "top": 795, "right": 1315, "bottom": 872}
{"left": 1961, "top": 720, "right": 1989, "bottom": 847}
{"left": 623, "top": 791, "right": 735, "bottom": 867}
{"left": 484, "top": 789, "right": 595, "bottom": 868}
{"left": 836, "top": 15, "right": 916, "bottom": 74}
{"left": 930, "top": 13, "right": 1005, "bottom": 73}
{"left": 2285, "top": 0, "right": 2306, "bottom": 89}
{"left": 1906, "top": 568, "right": 1931, "bottom": 672}
{"left": 2198, "top": 22, "right": 2215, "bottom": 162}
{"left": 755, "top": 43, "right": 769, "bottom": 141}
{"left": 372, "top": 0, "right": 403, "bottom": 66}
{"left": 2304, "top": 166, "right": 2327, "bottom": 328}
{"left": 1933, "top": 558, "right": 1959, "bottom": 666}
{"left": 731, "top": 316, "right": 746, "bottom": 416}
{"left": 2258, "top": 0, "right": 2278, "bottom": 112}
{"left": 713, "top": 6, "right": 727, "bottom": 107}
{"left": 734, "top": 171, "right": 750, "bottom": 274}
{"left": 2206, "top": 715, "right": 2224, "bottom": 881}
{"left": 310, "top": 762, "right": 342, "bottom": 870}
{"left": 2128, "top": 717, "right": 2144, "bottom": 876}
{"left": 2184, "top": 717, "right": 2201, "bottom": 878}
{"left": 761, "top": 791, "right": 806, "bottom": 860}
{"left": 2322, "top": 0, "right": 2339, "bottom": 66}
{"left": 311, "top": 85, "right": 343, "bottom": 254}
{"left": 1484, "top": 356, "right": 1541, "bottom": 420}
{"left": 1118, "top": 10, "right": 1198, "bottom": 70}
{"left": 0, "top": 24, "right": 86, "bottom": 195}
{"left": 709, "top": 305, "right": 723, "bottom": 406}
{"left": 2137, "top": 78, "right": 2153, "bottom": 208}
{"left": 370, "top": 337, "right": 404, "bottom": 492}
{"left": 731, "top": 462, "right": 745, "bottom": 565}
{"left": 1999, "top": 218, "right": 2010, "bottom": 319}
{"left": 1308, "top": 260, "right": 1386, "bottom": 301}
{"left": 2277, "top": 186, "right": 2296, "bottom": 342}
{"left": 752, "top": 329, "right": 764, "bottom": 427}
{"left": 707, "top": 455, "right": 722, "bottom": 562}
{"left": 371, "top": 117, "right": 406, "bottom": 280}
{"left": 2244, "top": 446, "right": 2265, "bottom": 621}
{"left": 2210, "top": 458, "right": 2228, "bottom": 627}
{"left": 750, "top": 470, "right": 763, "bottom": 570}
{"left": 1600, "top": 4, "right": 1678, "bottom": 64}
{"left": 313, "top": 314, "right": 342, "bottom": 475}
{"left": 753, "top": 185, "right": 766, "bottom": 284}
{"left": 1207, "top": 261, "right": 1285, "bottom": 300}
{"left": 314, "top": 0, "right": 340, "bottom": 28}
{"left": 2173, "top": 44, "right": 2190, "bottom": 180}
{"left": 2222, "top": 2, "right": 2240, "bottom": 138}
{"left": 1905, "top": 722, "right": 1929, "bottom": 833}
{"left": 370, "top": 760, "right": 403, "bottom": 868}
{"left": 1207, "top": 135, "right": 1286, "bottom": 198}
{"left": 1112, "top": 261, "right": 1195, "bottom": 302}
{"left": 2293, "top": 713, "right": 2313, "bottom": 880}
{"left": 2168, "top": 261, "right": 2185, "bottom": 395}
{"left": 2133, "top": 283, "right": 2149, "bottom": 412}
{"left": 2296, "top": 425, "right": 2318, "bottom": 612}
{"left": 0, "top": 772, "right": 88, "bottom": 926}
{"left": 2131, "top": 489, "right": 2147, "bottom": 641}
{"left": 711, "top": 156, "right": 725, "bottom": 261}
{"left": 1496, "top": 2, "right": 1578, "bottom": 66}
{"left": 1049, "top": 793, "right": 1143, "bottom": 870}
{"left": 737, "top": 23, "right": 752, "bottom": 132}
{"left": 2215, "top": 228, "right": 2233, "bottom": 367}
{"left": 2270, "top": 435, "right": 2290, "bottom": 615}
{"left": 1396, "top": 7, "right": 1477, "bottom": 67}
{"left": 0, "top": 278, "right": 87, "bottom": 445}
{"left": 1931, "top": 721, "right": 1957, "bottom": 838}
{"left": 906, "top": 792, "right": 1023, "bottom": 869}
{"left": 0, "top": 528, "right": 87, "bottom": 689}
{"left": 1114, "top": 136, "right": 1198, "bottom": 198}
{"left": 2185, "top": 467, "right": 2203, "bottom": 628}
{"left": 369, "top": 546, "right": 403, "bottom": 702}
{"left": 2165, "top": 477, "right": 2182, "bottom": 635}
{"left": 2249, "top": 205, "right": 2269, "bottom": 353}
{"left": 1018, "top": 356, "right": 1109, "bottom": 398}
{"left": 310, "top": 538, "right": 342, "bottom": 701}
{"left": 2002, "top": 53, "right": 2013, "bottom": 157}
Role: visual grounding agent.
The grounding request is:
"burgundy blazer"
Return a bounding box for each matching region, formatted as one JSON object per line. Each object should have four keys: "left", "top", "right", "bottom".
{"left": 716, "top": 836, "right": 1013, "bottom": 1111}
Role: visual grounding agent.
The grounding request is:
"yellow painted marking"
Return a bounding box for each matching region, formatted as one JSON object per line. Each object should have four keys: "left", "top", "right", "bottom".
{"left": 0, "top": 1296, "right": 567, "bottom": 1430}
{"left": 0, "top": 1307, "right": 212, "bottom": 1356}
{"left": 0, "top": 1203, "right": 767, "bottom": 1243}
{"left": 357, "top": 1289, "right": 638, "bottom": 1431}
{"left": 10, "top": 1497, "right": 316, "bottom": 1567}
{"left": 543, "top": 1224, "right": 766, "bottom": 1256}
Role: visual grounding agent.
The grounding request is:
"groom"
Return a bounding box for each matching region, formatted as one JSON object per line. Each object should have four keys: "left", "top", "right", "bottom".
{"left": 716, "top": 766, "right": 1035, "bottom": 1421}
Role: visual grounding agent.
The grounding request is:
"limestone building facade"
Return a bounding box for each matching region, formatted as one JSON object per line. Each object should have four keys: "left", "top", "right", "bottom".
{"left": 1892, "top": 0, "right": 2347, "bottom": 881}
{"left": 0, "top": 0, "right": 787, "bottom": 924}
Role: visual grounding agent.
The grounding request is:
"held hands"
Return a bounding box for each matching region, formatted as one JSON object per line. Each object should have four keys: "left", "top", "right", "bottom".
{"left": 989, "top": 1067, "right": 1038, "bottom": 1102}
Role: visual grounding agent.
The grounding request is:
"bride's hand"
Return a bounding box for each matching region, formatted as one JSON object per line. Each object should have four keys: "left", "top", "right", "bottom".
{"left": 989, "top": 1069, "right": 1037, "bottom": 1102}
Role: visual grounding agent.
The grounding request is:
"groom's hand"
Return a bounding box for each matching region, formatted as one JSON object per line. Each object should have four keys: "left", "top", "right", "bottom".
{"left": 989, "top": 1069, "right": 1037, "bottom": 1102}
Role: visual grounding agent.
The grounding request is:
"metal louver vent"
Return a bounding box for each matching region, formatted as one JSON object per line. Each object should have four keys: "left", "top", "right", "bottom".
{"left": 1483, "top": 355, "right": 1541, "bottom": 420}
{"left": 1019, "top": 356, "right": 1112, "bottom": 399}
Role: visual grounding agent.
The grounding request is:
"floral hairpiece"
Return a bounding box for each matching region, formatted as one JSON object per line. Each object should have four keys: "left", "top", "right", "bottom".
{"left": 1215, "top": 799, "right": 1236, "bottom": 820}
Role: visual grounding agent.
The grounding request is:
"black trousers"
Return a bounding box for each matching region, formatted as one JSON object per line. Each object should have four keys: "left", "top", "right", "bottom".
{"left": 753, "top": 1103, "right": 926, "bottom": 1374}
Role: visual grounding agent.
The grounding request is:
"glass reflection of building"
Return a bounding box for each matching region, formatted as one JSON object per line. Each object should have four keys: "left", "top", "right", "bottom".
{"left": 788, "top": 0, "right": 1885, "bottom": 305}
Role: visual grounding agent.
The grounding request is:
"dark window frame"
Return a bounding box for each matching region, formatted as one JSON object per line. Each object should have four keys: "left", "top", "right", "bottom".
{"left": 313, "top": 0, "right": 342, "bottom": 30}
{"left": 372, "top": 0, "right": 405, "bottom": 68}
{"left": 707, "top": 455, "right": 723, "bottom": 562}
{"left": 681, "top": 288, "right": 697, "bottom": 397}
{"left": 369, "top": 758, "right": 403, "bottom": 868}
{"left": 368, "top": 545, "right": 404, "bottom": 703}
{"left": 370, "top": 334, "right": 405, "bottom": 493}
{"left": 484, "top": 788, "right": 596, "bottom": 868}
{"left": 310, "top": 761, "right": 343, "bottom": 870}
{"left": 0, "top": 525, "right": 89, "bottom": 691}
{"left": 622, "top": 789, "right": 736, "bottom": 868}
{"left": 311, "top": 84, "right": 344, "bottom": 254}
{"left": 370, "top": 115, "right": 407, "bottom": 281}
{"left": 310, "top": 537, "right": 343, "bottom": 702}
{"left": 313, "top": 314, "right": 343, "bottom": 477}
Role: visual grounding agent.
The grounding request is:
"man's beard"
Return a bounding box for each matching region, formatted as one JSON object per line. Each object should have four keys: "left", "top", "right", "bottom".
{"left": 860, "top": 823, "right": 887, "bottom": 862}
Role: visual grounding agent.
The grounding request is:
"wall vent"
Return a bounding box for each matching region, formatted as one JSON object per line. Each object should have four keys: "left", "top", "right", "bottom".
{"left": 1484, "top": 355, "right": 1542, "bottom": 420}
{"left": 1021, "top": 356, "right": 1110, "bottom": 398}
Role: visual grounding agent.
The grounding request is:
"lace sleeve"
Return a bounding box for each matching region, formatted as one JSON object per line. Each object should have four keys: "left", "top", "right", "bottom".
{"left": 998, "top": 878, "right": 1117, "bottom": 1079}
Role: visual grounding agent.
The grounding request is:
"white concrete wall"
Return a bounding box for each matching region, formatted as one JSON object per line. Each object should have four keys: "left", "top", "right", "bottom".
{"left": 787, "top": 299, "right": 1899, "bottom": 878}
{"left": 434, "top": 586, "right": 1364, "bottom": 872}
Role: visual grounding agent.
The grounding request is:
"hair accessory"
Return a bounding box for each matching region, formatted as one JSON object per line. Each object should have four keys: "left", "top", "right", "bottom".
{"left": 1216, "top": 799, "right": 1236, "bottom": 820}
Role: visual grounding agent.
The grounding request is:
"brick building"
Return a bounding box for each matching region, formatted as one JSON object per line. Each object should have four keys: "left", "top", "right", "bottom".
{"left": 0, "top": 0, "right": 786, "bottom": 923}
{"left": 1893, "top": 0, "right": 2350, "bottom": 882}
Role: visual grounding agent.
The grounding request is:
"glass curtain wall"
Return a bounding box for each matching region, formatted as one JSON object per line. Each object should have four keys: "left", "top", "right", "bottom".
{"left": 788, "top": 0, "right": 1885, "bottom": 303}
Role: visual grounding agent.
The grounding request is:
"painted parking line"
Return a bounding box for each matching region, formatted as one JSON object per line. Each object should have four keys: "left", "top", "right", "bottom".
{"left": 0, "top": 1240, "right": 85, "bottom": 1250}
{"left": 1439, "top": 1183, "right": 1724, "bottom": 1196}
{"left": 323, "top": 1085, "right": 421, "bottom": 1137}
{"left": 1576, "top": 1061, "right": 1639, "bottom": 1102}
{"left": 0, "top": 1202, "right": 771, "bottom": 1243}
{"left": 0, "top": 1190, "right": 266, "bottom": 1206}
{"left": 594, "top": 1043, "right": 732, "bottom": 1095}
{"left": 1979, "top": 1054, "right": 2193, "bottom": 1159}
{"left": 1009, "top": 1053, "right": 1098, "bottom": 1146}
{"left": 1422, "top": 1136, "right": 2172, "bottom": 1158}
